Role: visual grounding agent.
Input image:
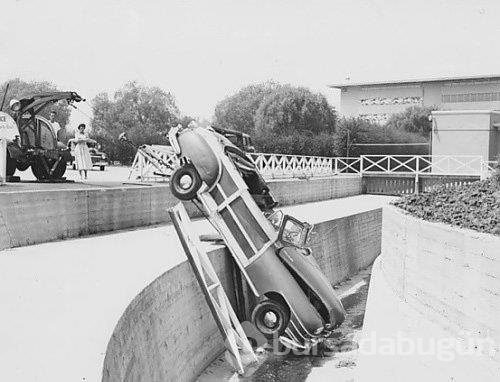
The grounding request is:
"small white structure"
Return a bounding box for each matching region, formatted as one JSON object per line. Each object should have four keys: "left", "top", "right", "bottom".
{"left": 0, "top": 111, "right": 18, "bottom": 184}
{"left": 431, "top": 110, "right": 500, "bottom": 161}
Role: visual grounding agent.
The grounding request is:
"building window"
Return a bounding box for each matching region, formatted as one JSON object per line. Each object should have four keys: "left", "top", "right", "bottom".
{"left": 359, "top": 96, "right": 422, "bottom": 106}
{"left": 442, "top": 91, "right": 500, "bottom": 103}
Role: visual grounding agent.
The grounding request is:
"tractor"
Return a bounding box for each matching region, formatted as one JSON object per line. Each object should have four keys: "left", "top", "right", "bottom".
{"left": 5, "top": 91, "right": 84, "bottom": 181}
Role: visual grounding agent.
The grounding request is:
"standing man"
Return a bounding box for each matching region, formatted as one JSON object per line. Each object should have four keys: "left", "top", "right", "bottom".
{"left": 49, "top": 110, "right": 62, "bottom": 141}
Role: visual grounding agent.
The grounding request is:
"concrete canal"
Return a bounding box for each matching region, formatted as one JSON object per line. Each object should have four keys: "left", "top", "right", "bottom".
{"left": 198, "top": 266, "right": 372, "bottom": 382}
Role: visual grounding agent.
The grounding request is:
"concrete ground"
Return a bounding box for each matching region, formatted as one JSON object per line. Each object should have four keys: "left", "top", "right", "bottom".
{"left": 0, "top": 195, "right": 395, "bottom": 382}
{"left": 0, "top": 165, "right": 153, "bottom": 192}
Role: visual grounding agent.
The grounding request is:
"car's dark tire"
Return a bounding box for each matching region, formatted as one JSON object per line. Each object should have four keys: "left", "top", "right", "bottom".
{"left": 100, "top": 165, "right": 105, "bottom": 171}
{"left": 169, "top": 164, "right": 202, "bottom": 200}
{"left": 251, "top": 298, "right": 290, "bottom": 340}
{"left": 6, "top": 150, "right": 17, "bottom": 176}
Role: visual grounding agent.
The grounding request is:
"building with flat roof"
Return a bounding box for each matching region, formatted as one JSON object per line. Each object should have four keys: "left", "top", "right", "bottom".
{"left": 329, "top": 74, "right": 500, "bottom": 125}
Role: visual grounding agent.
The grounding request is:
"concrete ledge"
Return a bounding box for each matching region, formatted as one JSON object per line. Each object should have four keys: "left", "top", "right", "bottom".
{"left": 357, "top": 206, "right": 500, "bottom": 381}
{"left": 102, "top": 208, "right": 381, "bottom": 382}
{"left": 0, "top": 176, "right": 362, "bottom": 251}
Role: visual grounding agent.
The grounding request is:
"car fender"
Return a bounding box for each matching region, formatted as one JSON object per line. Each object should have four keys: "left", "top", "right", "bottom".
{"left": 245, "top": 248, "right": 324, "bottom": 337}
{"left": 277, "top": 246, "right": 346, "bottom": 327}
{"left": 177, "top": 129, "right": 221, "bottom": 189}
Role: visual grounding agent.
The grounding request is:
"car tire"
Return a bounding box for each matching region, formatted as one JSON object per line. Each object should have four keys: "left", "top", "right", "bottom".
{"left": 169, "top": 163, "right": 202, "bottom": 200}
{"left": 251, "top": 298, "right": 290, "bottom": 340}
{"left": 100, "top": 165, "right": 105, "bottom": 171}
{"left": 6, "top": 150, "right": 17, "bottom": 176}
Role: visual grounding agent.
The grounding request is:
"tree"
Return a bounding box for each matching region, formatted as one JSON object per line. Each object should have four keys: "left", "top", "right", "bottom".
{"left": 0, "top": 78, "right": 72, "bottom": 127}
{"left": 213, "top": 81, "right": 280, "bottom": 133}
{"left": 385, "top": 106, "right": 436, "bottom": 136}
{"left": 91, "top": 81, "right": 180, "bottom": 164}
{"left": 254, "top": 85, "right": 336, "bottom": 135}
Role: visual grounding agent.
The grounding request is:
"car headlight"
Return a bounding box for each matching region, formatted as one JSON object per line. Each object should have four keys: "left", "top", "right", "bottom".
{"left": 9, "top": 99, "right": 21, "bottom": 112}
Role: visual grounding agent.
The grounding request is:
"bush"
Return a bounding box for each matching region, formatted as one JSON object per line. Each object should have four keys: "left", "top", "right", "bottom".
{"left": 393, "top": 179, "right": 499, "bottom": 235}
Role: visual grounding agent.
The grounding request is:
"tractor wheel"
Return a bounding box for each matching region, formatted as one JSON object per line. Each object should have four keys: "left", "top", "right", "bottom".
{"left": 31, "top": 160, "right": 47, "bottom": 180}
{"left": 16, "top": 161, "right": 31, "bottom": 171}
{"left": 31, "top": 157, "right": 67, "bottom": 180}
{"left": 169, "top": 163, "right": 202, "bottom": 200}
{"left": 6, "top": 150, "right": 17, "bottom": 176}
{"left": 251, "top": 298, "right": 290, "bottom": 340}
{"left": 51, "top": 158, "right": 67, "bottom": 179}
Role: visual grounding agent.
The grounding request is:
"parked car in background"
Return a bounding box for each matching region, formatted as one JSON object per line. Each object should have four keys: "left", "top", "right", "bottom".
{"left": 70, "top": 142, "right": 108, "bottom": 171}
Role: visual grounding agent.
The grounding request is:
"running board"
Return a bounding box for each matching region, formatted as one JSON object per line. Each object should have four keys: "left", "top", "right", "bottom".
{"left": 169, "top": 203, "right": 257, "bottom": 374}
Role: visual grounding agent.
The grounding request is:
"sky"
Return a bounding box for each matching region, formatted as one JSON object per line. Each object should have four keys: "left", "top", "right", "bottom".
{"left": 1, "top": 0, "right": 500, "bottom": 127}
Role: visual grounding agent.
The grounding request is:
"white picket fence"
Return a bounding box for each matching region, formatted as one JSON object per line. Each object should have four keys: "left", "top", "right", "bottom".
{"left": 128, "top": 144, "right": 178, "bottom": 182}
{"left": 127, "top": 146, "right": 496, "bottom": 182}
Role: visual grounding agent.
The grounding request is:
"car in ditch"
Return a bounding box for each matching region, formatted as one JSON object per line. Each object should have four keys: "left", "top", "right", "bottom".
{"left": 5, "top": 91, "right": 84, "bottom": 181}
{"left": 167, "top": 125, "right": 345, "bottom": 350}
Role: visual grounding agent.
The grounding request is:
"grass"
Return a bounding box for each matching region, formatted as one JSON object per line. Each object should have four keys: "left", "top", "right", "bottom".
{"left": 393, "top": 177, "right": 499, "bottom": 235}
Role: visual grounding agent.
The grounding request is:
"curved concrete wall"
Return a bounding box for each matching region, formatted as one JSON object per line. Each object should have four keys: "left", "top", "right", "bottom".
{"left": 0, "top": 176, "right": 362, "bottom": 251}
{"left": 102, "top": 208, "right": 382, "bottom": 382}
{"left": 358, "top": 206, "right": 500, "bottom": 381}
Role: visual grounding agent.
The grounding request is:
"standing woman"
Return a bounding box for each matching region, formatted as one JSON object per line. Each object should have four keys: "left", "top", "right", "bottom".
{"left": 70, "top": 123, "right": 95, "bottom": 180}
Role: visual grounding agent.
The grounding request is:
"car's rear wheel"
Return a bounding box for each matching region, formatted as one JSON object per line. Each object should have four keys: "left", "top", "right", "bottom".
{"left": 6, "top": 150, "right": 17, "bottom": 176}
{"left": 170, "top": 163, "right": 202, "bottom": 200}
{"left": 251, "top": 299, "right": 290, "bottom": 340}
{"left": 100, "top": 165, "right": 105, "bottom": 171}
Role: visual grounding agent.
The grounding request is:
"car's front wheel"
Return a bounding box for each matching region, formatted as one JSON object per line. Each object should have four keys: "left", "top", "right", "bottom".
{"left": 169, "top": 163, "right": 202, "bottom": 200}
{"left": 251, "top": 298, "right": 290, "bottom": 340}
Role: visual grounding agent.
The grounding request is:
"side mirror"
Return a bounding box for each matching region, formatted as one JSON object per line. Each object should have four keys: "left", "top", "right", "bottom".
{"left": 267, "top": 210, "right": 284, "bottom": 231}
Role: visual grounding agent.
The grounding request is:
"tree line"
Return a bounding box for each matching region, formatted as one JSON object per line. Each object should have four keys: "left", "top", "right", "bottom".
{"left": 1, "top": 78, "right": 433, "bottom": 164}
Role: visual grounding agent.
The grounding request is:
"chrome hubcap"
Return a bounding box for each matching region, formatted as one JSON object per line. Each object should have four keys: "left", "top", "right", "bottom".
{"left": 263, "top": 311, "right": 278, "bottom": 328}
{"left": 179, "top": 174, "right": 193, "bottom": 189}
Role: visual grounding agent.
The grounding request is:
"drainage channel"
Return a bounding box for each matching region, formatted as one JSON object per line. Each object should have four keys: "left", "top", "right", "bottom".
{"left": 198, "top": 266, "right": 372, "bottom": 382}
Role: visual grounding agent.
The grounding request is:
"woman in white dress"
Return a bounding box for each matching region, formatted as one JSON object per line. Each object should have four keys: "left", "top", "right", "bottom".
{"left": 70, "top": 123, "right": 95, "bottom": 180}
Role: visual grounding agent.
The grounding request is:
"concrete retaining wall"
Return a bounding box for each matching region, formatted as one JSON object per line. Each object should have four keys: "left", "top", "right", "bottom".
{"left": 357, "top": 206, "right": 500, "bottom": 381}
{"left": 102, "top": 208, "right": 382, "bottom": 382}
{"left": 0, "top": 176, "right": 362, "bottom": 251}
